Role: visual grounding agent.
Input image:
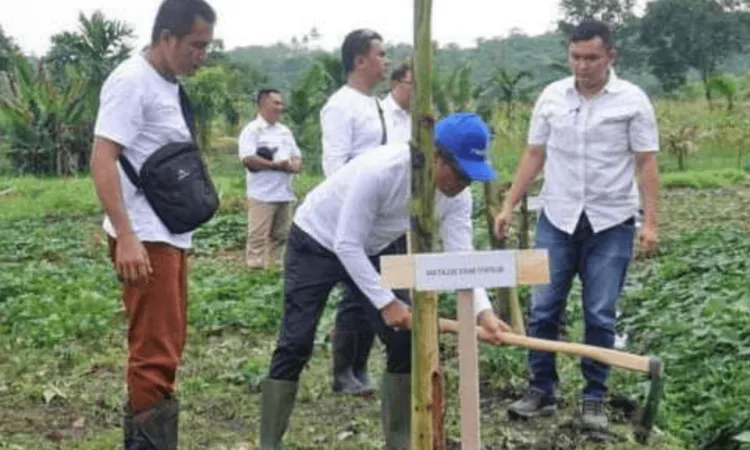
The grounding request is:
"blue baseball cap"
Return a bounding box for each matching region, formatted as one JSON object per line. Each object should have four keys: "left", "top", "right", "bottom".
{"left": 434, "top": 112, "right": 497, "bottom": 182}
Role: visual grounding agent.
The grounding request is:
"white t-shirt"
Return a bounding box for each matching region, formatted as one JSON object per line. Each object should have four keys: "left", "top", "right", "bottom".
{"left": 238, "top": 115, "right": 302, "bottom": 203}
{"left": 319, "top": 85, "right": 389, "bottom": 177}
{"left": 94, "top": 53, "right": 193, "bottom": 249}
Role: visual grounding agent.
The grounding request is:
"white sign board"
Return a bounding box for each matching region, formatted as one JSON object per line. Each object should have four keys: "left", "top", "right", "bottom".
{"left": 413, "top": 250, "right": 517, "bottom": 291}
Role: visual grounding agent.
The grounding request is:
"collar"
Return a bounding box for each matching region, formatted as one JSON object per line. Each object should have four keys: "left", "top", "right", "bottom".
{"left": 255, "top": 114, "right": 276, "bottom": 129}
{"left": 384, "top": 93, "right": 408, "bottom": 114}
{"left": 565, "top": 68, "right": 624, "bottom": 96}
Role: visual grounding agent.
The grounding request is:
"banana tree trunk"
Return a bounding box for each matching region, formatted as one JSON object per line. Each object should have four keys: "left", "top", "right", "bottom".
{"left": 411, "top": 0, "right": 444, "bottom": 448}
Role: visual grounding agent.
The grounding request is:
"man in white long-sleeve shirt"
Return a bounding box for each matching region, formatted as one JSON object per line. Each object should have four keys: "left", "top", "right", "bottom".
{"left": 259, "top": 112, "right": 511, "bottom": 449}
{"left": 382, "top": 62, "right": 413, "bottom": 144}
{"left": 318, "top": 28, "right": 395, "bottom": 396}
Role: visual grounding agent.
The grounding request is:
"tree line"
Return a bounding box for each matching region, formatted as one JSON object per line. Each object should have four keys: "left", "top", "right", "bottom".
{"left": 0, "top": 0, "right": 748, "bottom": 176}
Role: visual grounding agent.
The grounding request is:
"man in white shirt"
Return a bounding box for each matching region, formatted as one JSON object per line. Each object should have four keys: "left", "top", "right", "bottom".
{"left": 238, "top": 88, "right": 302, "bottom": 270}
{"left": 259, "top": 112, "right": 511, "bottom": 450}
{"left": 89, "top": 0, "right": 216, "bottom": 447}
{"left": 318, "top": 29, "right": 393, "bottom": 396}
{"left": 382, "top": 62, "right": 413, "bottom": 144}
{"left": 494, "top": 20, "right": 660, "bottom": 431}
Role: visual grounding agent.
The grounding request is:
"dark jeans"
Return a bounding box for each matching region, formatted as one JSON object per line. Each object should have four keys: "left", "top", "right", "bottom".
{"left": 528, "top": 211, "right": 635, "bottom": 400}
{"left": 268, "top": 225, "right": 411, "bottom": 381}
{"left": 336, "top": 234, "right": 410, "bottom": 333}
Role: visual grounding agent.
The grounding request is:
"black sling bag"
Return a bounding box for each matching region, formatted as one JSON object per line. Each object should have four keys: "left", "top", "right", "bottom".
{"left": 118, "top": 84, "right": 220, "bottom": 234}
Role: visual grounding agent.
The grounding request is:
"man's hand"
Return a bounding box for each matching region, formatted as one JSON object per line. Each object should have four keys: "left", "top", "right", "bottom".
{"left": 381, "top": 299, "right": 412, "bottom": 331}
{"left": 639, "top": 222, "right": 658, "bottom": 256}
{"left": 115, "top": 232, "right": 152, "bottom": 285}
{"left": 493, "top": 206, "right": 513, "bottom": 240}
{"left": 274, "top": 159, "right": 294, "bottom": 172}
{"left": 476, "top": 309, "right": 511, "bottom": 345}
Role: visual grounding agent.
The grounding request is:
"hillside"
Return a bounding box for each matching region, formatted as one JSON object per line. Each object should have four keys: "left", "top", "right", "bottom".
{"left": 226, "top": 31, "right": 750, "bottom": 96}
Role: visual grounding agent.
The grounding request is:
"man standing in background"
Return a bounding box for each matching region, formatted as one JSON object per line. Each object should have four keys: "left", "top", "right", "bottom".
{"left": 239, "top": 88, "right": 302, "bottom": 270}
{"left": 494, "top": 20, "right": 660, "bottom": 431}
{"left": 382, "top": 62, "right": 413, "bottom": 144}
{"left": 318, "top": 28, "right": 392, "bottom": 396}
{"left": 89, "top": 0, "right": 216, "bottom": 447}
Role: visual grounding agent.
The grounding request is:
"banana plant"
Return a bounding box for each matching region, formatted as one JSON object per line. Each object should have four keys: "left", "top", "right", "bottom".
{"left": 0, "top": 55, "right": 88, "bottom": 175}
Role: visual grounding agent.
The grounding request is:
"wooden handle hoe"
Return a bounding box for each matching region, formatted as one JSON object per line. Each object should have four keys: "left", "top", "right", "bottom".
{"left": 436, "top": 317, "right": 664, "bottom": 445}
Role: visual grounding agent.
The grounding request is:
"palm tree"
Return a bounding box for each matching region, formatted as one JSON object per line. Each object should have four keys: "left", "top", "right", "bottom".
{"left": 46, "top": 10, "right": 134, "bottom": 114}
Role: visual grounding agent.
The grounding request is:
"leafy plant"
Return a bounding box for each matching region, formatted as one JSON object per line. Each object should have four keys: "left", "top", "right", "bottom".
{"left": 0, "top": 55, "right": 89, "bottom": 175}
{"left": 619, "top": 226, "right": 750, "bottom": 449}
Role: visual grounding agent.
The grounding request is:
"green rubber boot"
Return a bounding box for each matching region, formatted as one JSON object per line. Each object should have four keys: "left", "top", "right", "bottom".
{"left": 259, "top": 378, "right": 299, "bottom": 450}
{"left": 381, "top": 373, "right": 411, "bottom": 450}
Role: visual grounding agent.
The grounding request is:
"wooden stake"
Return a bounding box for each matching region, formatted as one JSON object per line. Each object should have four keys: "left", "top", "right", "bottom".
{"left": 411, "top": 0, "right": 443, "bottom": 448}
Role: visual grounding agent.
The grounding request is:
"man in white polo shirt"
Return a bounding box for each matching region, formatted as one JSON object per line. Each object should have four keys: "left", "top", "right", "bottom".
{"left": 382, "top": 62, "right": 413, "bottom": 144}
{"left": 494, "top": 20, "right": 660, "bottom": 431}
{"left": 259, "top": 112, "right": 512, "bottom": 450}
{"left": 239, "top": 88, "right": 302, "bottom": 270}
{"left": 318, "top": 28, "right": 393, "bottom": 396}
{"left": 89, "top": 0, "right": 216, "bottom": 447}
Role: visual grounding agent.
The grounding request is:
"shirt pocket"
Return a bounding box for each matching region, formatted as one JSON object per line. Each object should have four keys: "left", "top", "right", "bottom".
{"left": 546, "top": 109, "right": 578, "bottom": 151}
{"left": 588, "top": 110, "right": 633, "bottom": 149}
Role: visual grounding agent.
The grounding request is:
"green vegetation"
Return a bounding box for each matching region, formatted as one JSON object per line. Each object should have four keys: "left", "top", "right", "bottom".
{"left": 1, "top": 0, "right": 750, "bottom": 448}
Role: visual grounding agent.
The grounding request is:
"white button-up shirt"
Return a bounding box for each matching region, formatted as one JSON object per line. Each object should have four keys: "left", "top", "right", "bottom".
{"left": 238, "top": 115, "right": 302, "bottom": 203}
{"left": 382, "top": 93, "right": 412, "bottom": 144}
{"left": 528, "top": 71, "right": 659, "bottom": 234}
{"left": 293, "top": 143, "right": 493, "bottom": 316}
{"left": 319, "top": 85, "right": 389, "bottom": 177}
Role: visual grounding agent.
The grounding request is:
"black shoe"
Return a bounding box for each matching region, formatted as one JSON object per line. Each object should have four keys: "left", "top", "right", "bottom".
{"left": 507, "top": 387, "right": 557, "bottom": 420}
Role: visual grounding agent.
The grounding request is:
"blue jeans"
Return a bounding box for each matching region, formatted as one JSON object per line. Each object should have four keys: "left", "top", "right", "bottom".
{"left": 528, "top": 211, "right": 635, "bottom": 400}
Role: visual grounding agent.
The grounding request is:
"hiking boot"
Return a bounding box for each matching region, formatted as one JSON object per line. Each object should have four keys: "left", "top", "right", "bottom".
{"left": 260, "top": 378, "right": 299, "bottom": 450}
{"left": 580, "top": 398, "right": 608, "bottom": 431}
{"left": 381, "top": 373, "right": 411, "bottom": 450}
{"left": 332, "top": 330, "right": 373, "bottom": 396}
{"left": 123, "top": 396, "right": 179, "bottom": 450}
{"left": 507, "top": 387, "right": 557, "bottom": 419}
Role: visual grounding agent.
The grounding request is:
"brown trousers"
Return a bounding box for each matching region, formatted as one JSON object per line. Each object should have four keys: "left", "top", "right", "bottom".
{"left": 245, "top": 198, "right": 293, "bottom": 269}
{"left": 109, "top": 238, "right": 188, "bottom": 412}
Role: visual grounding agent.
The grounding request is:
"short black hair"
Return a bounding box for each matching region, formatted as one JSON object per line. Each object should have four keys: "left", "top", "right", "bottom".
{"left": 341, "top": 29, "right": 383, "bottom": 75}
{"left": 256, "top": 88, "right": 282, "bottom": 105}
{"left": 391, "top": 62, "right": 411, "bottom": 82}
{"left": 151, "top": 0, "right": 216, "bottom": 45}
{"left": 568, "top": 19, "right": 614, "bottom": 48}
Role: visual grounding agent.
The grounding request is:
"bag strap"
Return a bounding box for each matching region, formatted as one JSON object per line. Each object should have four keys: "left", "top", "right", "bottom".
{"left": 375, "top": 98, "right": 387, "bottom": 145}
{"left": 118, "top": 83, "right": 197, "bottom": 189}
{"left": 178, "top": 83, "right": 197, "bottom": 143}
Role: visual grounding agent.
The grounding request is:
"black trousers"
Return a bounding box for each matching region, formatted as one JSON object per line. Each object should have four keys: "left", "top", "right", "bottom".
{"left": 268, "top": 224, "right": 412, "bottom": 381}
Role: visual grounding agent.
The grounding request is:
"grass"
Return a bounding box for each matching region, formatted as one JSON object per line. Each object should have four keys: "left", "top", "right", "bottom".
{"left": 2, "top": 98, "right": 750, "bottom": 449}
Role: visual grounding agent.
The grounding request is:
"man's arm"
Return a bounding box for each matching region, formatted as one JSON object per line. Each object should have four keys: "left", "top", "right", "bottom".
{"left": 636, "top": 152, "right": 659, "bottom": 229}
{"left": 500, "top": 145, "right": 546, "bottom": 212}
{"left": 90, "top": 138, "right": 133, "bottom": 238}
{"left": 630, "top": 92, "right": 661, "bottom": 254}
{"left": 90, "top": 73, "right": 151, "bottom": 283}
{"left": 332, "top": 174, "right": 394, "bottom": 309}
{"left": 320, "top": 102, "right": 353, "bottom": 177}
{"left": 238, "top": 126, "right": 284, "bottom": 172}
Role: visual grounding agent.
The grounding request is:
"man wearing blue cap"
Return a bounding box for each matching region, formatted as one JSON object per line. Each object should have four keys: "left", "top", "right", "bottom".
{"left": 258, "top": 112, "right": 510, "bottom": 449}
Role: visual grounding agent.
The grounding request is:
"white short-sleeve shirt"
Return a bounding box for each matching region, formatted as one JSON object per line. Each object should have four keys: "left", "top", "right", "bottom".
{"left": 238, "top": 115, "right": 302, "bottom": 203}
{"left": 527, "top": 70, "right": 660, "bottom": 234}
{"left": 94, "top": 53, "right": 193, "bottom": 249}
{"left": 382, "top": 93, "right": 411, "bottom": 144}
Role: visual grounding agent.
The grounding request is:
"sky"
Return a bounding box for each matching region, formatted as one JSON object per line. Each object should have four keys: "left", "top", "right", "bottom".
{"left": 2, "top": 0, "right": 574, "bottom": 57}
